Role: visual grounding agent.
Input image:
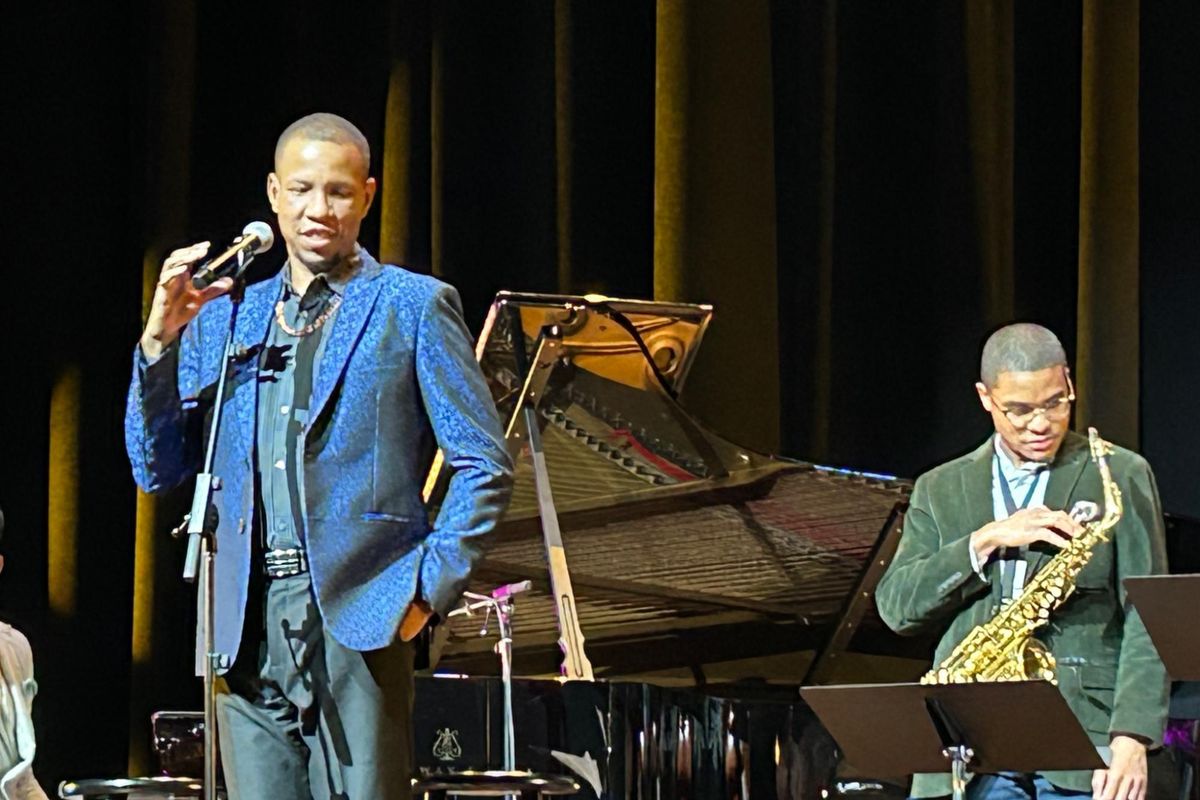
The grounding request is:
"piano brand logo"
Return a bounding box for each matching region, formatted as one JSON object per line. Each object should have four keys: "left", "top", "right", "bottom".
{"left": 432, "top": 728, "right": 463, "bottom": 762}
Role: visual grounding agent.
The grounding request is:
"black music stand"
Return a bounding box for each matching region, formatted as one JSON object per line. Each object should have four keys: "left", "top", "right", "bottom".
{"left": 801, "top": 681, "right": 1104, "bottom": 800}
{"left": 1125, "top": 575, "right": 1200, "bottom": 680}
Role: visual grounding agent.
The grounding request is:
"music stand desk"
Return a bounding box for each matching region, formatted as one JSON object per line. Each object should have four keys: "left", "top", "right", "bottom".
{"left": 1124, "top": 574, "right": 1200, "bottom": 680}
{"left": 802, "top": 681, "right": 1104, "bottom": 800}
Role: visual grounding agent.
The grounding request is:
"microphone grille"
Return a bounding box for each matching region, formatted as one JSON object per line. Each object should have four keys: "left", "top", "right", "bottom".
{"left": 242, "top": 221, "right": 275, "bottom": 253}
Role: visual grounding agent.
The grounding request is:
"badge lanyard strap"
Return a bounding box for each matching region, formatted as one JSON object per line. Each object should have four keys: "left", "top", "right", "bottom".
{"left": 995, "top": 451, "right": 1047, "bottom": 600}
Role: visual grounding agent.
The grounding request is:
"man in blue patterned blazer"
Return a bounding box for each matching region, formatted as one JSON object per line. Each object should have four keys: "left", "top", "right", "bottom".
{"left": 125, "top": 113, "right": 513, "bottom": 799}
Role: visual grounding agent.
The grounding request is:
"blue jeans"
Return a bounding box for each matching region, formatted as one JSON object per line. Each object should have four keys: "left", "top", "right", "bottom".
{"left": 966, "top": 773, "right": 1091, "bottom": 800}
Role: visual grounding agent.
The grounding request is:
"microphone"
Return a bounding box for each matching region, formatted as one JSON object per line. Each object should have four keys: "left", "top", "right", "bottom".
{"left": 190, "top": 221, "right": 275, "bottom": 290}
{"left": 490, "top": 580, "right": 532, "bottom": 601}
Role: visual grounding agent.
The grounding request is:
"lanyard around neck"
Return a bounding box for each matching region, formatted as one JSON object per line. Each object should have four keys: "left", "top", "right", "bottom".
{"left": 994, "top": 450, "right": 1048, "bottom": 602}
{"left": 995, "top": 450, "right": 1045, "bottom": 517}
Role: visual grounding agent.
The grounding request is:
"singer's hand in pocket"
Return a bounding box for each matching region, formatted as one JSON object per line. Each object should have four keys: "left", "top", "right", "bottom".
{"left": 140, "top": 242, "right": 233, "bottom": 360}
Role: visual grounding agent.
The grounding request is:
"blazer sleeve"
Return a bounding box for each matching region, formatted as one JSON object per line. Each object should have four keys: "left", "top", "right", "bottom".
{"left": 876, "top": 473, "right": 991, "bottom": 636}
{"left": 1109, "top": 457, "right": 1170, "bottom": 745}
{"left": 414, "top": 285, "right": 514, "bottom": 618}
{"left": 124, "top": 317, "right": 209, "bottom": 494}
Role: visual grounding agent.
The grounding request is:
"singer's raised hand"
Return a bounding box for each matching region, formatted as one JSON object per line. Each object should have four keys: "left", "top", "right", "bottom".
{"left": 140, "top": 242, "right": 233, "bottom": 360}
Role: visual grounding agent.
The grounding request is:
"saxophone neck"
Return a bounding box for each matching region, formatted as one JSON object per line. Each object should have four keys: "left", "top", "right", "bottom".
{"left": 1086, "top": 426, "right": 1123, "bottom": 532}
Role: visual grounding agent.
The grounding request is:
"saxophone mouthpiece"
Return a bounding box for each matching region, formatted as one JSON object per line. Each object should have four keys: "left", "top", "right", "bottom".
{"left": 1069, "top": 500, "right": 1100, "bottom": 523}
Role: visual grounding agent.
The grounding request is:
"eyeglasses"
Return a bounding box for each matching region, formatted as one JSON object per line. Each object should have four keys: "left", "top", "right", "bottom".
{"left": 995, "top": 393, "right": 1075, "bottom": 429}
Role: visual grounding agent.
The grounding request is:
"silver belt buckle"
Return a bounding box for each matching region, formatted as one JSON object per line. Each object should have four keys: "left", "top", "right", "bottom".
{"left": 263, "top": 546, "right": 307, "bottom": 578}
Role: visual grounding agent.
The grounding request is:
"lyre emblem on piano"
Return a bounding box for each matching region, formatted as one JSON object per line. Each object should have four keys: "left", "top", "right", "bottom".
{"left": 432, "top": 728, "right": 463, "bottom": 762}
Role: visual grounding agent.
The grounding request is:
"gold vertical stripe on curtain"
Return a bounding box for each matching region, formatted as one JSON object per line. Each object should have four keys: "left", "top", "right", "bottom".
{"left": 381, "top": 2, "right": 418, "bottom": 267}
{"left": 653, "top": 0, "right": 690, "bottom": 305}
{"left": 965, "top": 0, "right": 1015, "bottom": 328}
{"left": 130, "top": 0, "right": 196, "bottom": 774}
{"left": 132, "top": 248, "right": 168, "bottom": 680}
{"left": 1076, "top": 0, "right": 1139, "bottom": 447}
{"left": 47, "top": 364, "right": 82, "bottom": 618}
{"left": 130, "top": 484, "right": 157, "bottom": 667}
{"left": 382, "top": 0, "right": 431, "bottom": 271}
{"left": 652, "top": 0, "right": 780, "bottom": 452}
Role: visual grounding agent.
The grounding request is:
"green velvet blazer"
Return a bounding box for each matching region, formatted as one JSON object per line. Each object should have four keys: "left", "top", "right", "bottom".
{"left": 875, "top": 431, "right": 1169, "bottom": 797}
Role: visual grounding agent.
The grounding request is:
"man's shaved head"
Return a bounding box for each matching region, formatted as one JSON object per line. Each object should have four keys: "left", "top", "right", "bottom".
{"left": 274, "top": 112, "right": 370, "bottom": 176}
{"left": 980, "top": 323, "right": 1068, "bottom": 387}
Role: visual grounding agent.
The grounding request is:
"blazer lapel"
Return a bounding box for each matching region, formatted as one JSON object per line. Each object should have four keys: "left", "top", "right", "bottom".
{"left": 1026, "top": 430, "right": 1090, "bottom": 576}
{"left": 231, "top": 273, "right": 281, "bottom": 455}
{"left": 957, "top": 438, "right": 1004, "bottom": 604}
{"left": 959, "top": 438, "right": 998, "bottom": 543}
{"left": 309, "top": 253, "right": 385, "bottom": 424}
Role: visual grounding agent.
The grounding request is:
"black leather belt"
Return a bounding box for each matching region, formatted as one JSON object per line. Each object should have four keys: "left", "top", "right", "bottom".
{"left": 263, "top": 546, "right": 308, "bottom": 578}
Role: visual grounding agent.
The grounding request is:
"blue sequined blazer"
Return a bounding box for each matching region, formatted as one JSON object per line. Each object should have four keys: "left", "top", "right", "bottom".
{"left": 125, "top": 251, "right": 513, "bottom": 661}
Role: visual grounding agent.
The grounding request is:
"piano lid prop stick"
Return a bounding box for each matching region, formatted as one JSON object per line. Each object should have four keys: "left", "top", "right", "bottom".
{"left": 506, "top": 312, "right": 595, "bottom": 681}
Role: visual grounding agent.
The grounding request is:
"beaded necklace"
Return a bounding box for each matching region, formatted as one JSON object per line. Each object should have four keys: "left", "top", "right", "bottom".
{"left": 274, "top": 293, "right": 342, "bottom": 338}
{"left": 275, "top": 251, "right": 359, "bottom": 337}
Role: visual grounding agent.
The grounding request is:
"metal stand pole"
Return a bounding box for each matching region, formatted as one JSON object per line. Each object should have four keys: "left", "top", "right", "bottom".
{"left": 201, "top": 537, "right": 218, "bottom": 800}
{"left": 172, "top": 249, "right": 260, "bottom": 800}
{"left": 927, "top": 697, "right": 974, "bottom": 800}
{"left": 943, "top": 745, "right": 974, "bottom": 800}
{"left": 449, "top": 581, "right": 531, "bottom": 775}
{"left": 495, "top": 597, "right": 516, "bottom": 772}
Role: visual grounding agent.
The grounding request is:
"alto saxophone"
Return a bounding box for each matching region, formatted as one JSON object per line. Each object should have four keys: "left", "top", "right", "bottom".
{"left": 922, "top": 427, "right": 1123, "bottom": 685}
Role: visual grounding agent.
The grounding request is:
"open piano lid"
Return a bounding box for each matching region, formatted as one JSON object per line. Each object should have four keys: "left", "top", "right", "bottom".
{"left": 435, "top": 291, "right": 916, "bottom": 682}
{"left": 475, "top": 291, "right": 788, "bottom": 519}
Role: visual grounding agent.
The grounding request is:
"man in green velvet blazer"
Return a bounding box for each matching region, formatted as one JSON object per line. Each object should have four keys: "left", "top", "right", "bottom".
{"left": 876, "top": 323, "right": 1168, "bottom": 800}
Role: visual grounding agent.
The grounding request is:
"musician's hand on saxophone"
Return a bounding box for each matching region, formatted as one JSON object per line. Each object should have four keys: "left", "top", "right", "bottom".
{"left": 1091, "top": 734, "right": 1147, "bottom": 800}
{"left": 969, "top": 505, "right": 1085, "bottom": 564}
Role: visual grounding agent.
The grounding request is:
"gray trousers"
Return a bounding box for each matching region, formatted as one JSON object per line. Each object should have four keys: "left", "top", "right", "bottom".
{"left": 215, "top": 574, "right": 414, "bottom": 800}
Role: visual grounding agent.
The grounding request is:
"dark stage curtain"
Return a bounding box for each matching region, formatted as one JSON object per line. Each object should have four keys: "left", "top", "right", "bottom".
{"left": 0, "top": 0, "right": 1192, "bottom": 790}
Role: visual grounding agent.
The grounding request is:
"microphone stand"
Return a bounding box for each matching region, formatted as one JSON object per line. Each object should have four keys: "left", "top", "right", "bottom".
{"left": 173, "top": 248, "right": 259, "bottom": 800}
{"left": 448, "top": 582, "right": 531, "bottom": 774}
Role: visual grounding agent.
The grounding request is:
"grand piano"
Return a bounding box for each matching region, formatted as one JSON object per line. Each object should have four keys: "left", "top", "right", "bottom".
{"left": 410, "top": 293, "right": 922, "bottom": 800}
{"left": 142, "top": 293, "right": 1200, "bottom": 798}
